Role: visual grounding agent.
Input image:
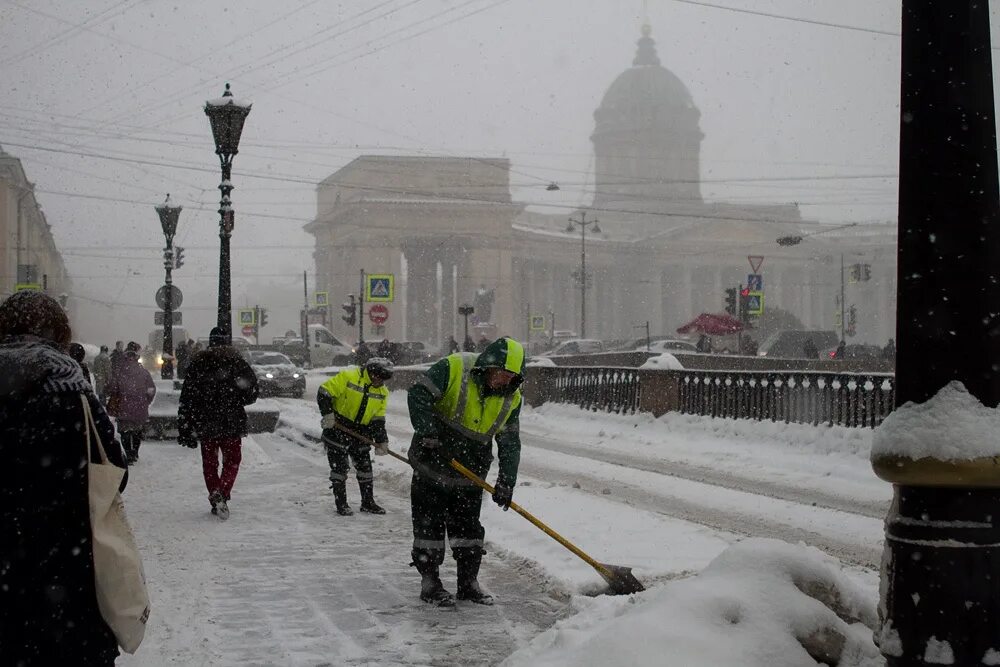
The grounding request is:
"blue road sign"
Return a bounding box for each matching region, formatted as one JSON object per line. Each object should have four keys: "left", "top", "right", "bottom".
{"left": 747, "top": 274, "right": 763, "bottom": 291}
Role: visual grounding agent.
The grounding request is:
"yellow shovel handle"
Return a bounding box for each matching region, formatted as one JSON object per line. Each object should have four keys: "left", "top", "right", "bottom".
{"left": 448, "top": 459, "right": 616, "bottom": 580}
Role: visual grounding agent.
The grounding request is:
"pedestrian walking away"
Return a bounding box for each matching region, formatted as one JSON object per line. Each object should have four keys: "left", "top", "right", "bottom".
{"left": 93, "top": 344, "right": 111, "bottom": 400}
{"left": 318, "top": 357, "right": 393, "bottom": 516}
{"left": 177, "top": 327, "right": 259, "bottom": 520}
{"left": 0, "top": 291, "right": 130, "bottom": 665}
{"left": 68, "top": 342, "right": 93, "bottom": 385}
{"left": 406, "top": 336, "right": 526, "bottom": 607}
{"left": 105, "top": 347, "right": 156, "bottom": 465}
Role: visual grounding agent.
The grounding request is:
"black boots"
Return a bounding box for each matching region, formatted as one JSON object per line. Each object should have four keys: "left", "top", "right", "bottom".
{"left": 359, "top": 482, "right": 385, "bottom": 514}
{"left": 331, "top": 481, "right": 353, "bottom": 516}
{"left": 418, "top": 564, "right": 455, "bottom": 607}
{"left": 456, "top": 558, "right": 494, "bottom": 605}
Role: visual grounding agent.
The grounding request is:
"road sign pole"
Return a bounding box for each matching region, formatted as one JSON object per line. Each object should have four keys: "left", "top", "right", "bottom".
{"left": 358, "top": 269, "right": 365, "bottom": 345}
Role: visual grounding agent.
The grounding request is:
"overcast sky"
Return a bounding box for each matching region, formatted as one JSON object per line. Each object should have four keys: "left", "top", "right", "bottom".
{"left": 0, "top": 0, "right": 995, "bottom": 343}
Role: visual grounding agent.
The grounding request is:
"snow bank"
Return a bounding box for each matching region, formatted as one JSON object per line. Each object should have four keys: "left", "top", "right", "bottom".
{"left": 872, "top": 380, "right": 1000, "bottom": 461}
{"left": 526, "top": 356, "right": 557, "bottom": 367}
{"left": 503, "top": 539, "right": 881, "bottom": 667}
{"left": 638, "top": 352, "right": 683, "bottom": 370}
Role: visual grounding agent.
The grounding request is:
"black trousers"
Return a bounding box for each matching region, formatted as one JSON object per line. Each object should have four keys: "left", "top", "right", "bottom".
{"left": 121, "top": 429, "right": 143, "bottom": 463}
{"left": 325, "top": 440, "right": 373, "bottom": 490}
{"left": 410, "top": 470, "right": 486, "bottom": 570}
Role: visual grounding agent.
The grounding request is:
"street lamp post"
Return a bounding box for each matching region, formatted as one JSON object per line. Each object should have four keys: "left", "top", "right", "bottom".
{"left": 566, "top": 211, "right": 600, "bottom": 338}
{"left": 458, "top": 304, "right": 474, "bottom": 350}
{"left": 155, "top": 194, "right": 181, "bottom": 380}
{"left": 204, "top": 83, "right": 251, "bottom": 342}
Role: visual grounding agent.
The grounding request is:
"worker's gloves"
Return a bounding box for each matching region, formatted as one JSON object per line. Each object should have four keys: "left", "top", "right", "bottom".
{"left": 492, "top": 482, "right": 514, "bottom": 511}
{"left": 320, "top": 413, "right": 338, "bottom": 429}
{"left": 417, "top": 436, "right": 441, "bottom": 450}
{"left": 374, "top": 441, "right": 389, "bottom": 456}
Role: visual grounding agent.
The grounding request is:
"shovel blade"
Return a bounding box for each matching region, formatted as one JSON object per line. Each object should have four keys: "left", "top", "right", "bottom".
{"left": 598, "top": 563, "right": 645, "bottom": 595}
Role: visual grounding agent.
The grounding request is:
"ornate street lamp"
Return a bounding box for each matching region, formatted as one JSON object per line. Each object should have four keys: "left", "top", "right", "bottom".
{"left": 204, "top": 83, "right": 251, "bottom": 342}
{"left": 155, "top": 194, "right": 182, "bottom": 379}
{"left": 566, "top": 211, "right": 600, "bottom": 338}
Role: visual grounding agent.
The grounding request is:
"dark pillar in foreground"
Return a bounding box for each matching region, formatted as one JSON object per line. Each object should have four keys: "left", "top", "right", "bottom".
{"left": 874, "top": 2, "right": 1000, "bottom": 665}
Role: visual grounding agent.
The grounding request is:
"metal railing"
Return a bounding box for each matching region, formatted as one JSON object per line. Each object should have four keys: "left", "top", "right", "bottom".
{"left": 677, "top": 370, "right": 895, "bottom": 428}
{"left": 549, "top": 366, "right": 641, "bottom": 414}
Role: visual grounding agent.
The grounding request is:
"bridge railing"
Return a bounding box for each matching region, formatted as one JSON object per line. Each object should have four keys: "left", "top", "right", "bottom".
{"left": 523, "top": 366, "right": 895, "bottom": 428}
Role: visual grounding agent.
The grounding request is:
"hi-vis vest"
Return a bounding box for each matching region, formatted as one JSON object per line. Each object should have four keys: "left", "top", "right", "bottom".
{"left": 320, "top": 367, "right": 388, "bottom": 425}
{"left": 433, "top": 353, "right": 521, "bottom": 443}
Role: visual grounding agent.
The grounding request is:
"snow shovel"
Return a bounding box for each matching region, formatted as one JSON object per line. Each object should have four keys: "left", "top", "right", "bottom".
{"left": 449, "top": 459, "right": 645, "bottom": 596}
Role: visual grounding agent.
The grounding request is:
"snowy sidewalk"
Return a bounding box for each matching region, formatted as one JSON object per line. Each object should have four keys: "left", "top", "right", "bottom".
{"left": 120, "top": 436, "right": 567, "bottom": 667}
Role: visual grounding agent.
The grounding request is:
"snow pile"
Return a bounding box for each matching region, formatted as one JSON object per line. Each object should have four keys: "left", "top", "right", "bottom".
{"left": 503, "top": 539, "right": 881, "bottom": 667}
{"left": 526, "top": 356, "right": 557, "bottom": 367}
{"left": 872, "top": 380, "right": 1000, "bottom": 461}
{"left": 638, "top": 352, "right": 683, "bottom": 370}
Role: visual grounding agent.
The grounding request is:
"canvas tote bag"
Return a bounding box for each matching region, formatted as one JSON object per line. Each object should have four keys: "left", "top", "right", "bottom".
{"left": 81, "top": 394, "right": 151, "bottom": 653}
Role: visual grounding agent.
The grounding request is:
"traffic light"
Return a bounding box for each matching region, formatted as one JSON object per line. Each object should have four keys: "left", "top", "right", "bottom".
{"left": 850, "top": 263, "right": 861, "bottom": 282}
{"left": 174, "top": 246, "right": 185, "bottom": 269}
{"left": 724, "top": 288, "right": 737, "bottom": 315}
{"left": 861, "top": 263, "right": 871, "bottom": 281}
{"left": 259, "top": 308, "right": 268, "bottom": 328}
{"left": 739, "top": 288, "right": 752, "bottom": 324}
{"left": 342, "top": 295, "right": 356, "bottom": 326}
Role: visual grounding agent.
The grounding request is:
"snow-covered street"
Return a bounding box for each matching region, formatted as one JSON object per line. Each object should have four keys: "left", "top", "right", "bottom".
{"left": 120, "top": 388, "right": 885, "bottom": 665}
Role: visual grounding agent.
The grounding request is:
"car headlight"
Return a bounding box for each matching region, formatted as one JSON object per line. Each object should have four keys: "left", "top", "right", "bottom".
{"left": 292, "top": 373, "right": 300, "bottom": 378}
{"left": 265, "top": 373, "right": 274, "bottom": 379}
{"left": 156, "top": 355, "right": 163, "bottom": 367}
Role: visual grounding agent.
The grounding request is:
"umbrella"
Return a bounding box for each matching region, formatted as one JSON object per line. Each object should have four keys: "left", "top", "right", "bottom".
{"left": 676, "top": 313, "right": 745, "bottom": 336}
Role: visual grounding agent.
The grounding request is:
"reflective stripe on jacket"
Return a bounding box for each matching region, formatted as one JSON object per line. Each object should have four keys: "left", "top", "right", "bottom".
{"left": 432, "top": 353, "right": 521, "bottom": 443}
{"left": 318, "top": 366, "right": 388, "bottom": 425}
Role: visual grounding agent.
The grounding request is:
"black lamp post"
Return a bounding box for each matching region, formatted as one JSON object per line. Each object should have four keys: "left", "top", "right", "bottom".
{"left": 459, "top": 304, "right": 474, "bottom": 350}
{"left": 204, "top": 83, "right": 251, "bottom": 343}
{"left": 566, "top": 211, "right": 600, "bottom": 338}
{"left": 155, "top": 194, "right": 181, "bottom": 379}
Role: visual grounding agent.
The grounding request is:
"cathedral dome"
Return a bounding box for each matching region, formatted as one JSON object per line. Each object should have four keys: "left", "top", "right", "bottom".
{"left": 591, "top": 24, "right": 704, "bottom": 209}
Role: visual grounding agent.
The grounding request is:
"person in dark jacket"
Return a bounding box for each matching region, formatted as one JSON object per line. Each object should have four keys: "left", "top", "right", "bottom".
{"left": 69, "top": 342, "right": 93, "bottom": 384}
{"left": 317, "top": 357, "right": 393, "bottom": 516}
{"left": 175, "top": 339, "right": 190, "bottom": 379}
{"left": 106, "top": 348, "right": 156, "bottom": 464}
{"left": 802, "top": 338, "right": 819, "bottom": 359}
{"left": 0, "top": 291, "right": 128, "bottom": 666}
{"left": 406, "top": 337, "right": 525, "bottom": 607}
{"left": 178, "top": 327, "right": 259, "bottom": 520}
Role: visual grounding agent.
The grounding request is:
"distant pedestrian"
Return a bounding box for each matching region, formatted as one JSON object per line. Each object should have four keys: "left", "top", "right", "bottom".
{"left": 833, "top": 340, "right": 846, "bottom": 360}
{"left": 68, "top": 342, "right": 92, "bottom": 385}
{"left": 476, "top": 335, "right": 490, "bottom": 352}
{"left": 0, "top": 290, "right": 129, "bottom": 665}
{"left": 110, "top": 339, "right": 126, "bottom": 379}
{"left": 445, "top": 336, "right": 459, "bottom": 355}
{"left": 106, "top": 347, "right": 156, "bottom": 464}
{"left": 463, "top": 335, "right": 475, "bottom": 352}
{"left": 93, "top": 344, "right": 111, "bottom": 399}
{"left": 178, "top": 327, "right": 259, "bottom": 520}
{"left": 802, "top": 339, "right": 819, "bottom": 359}
{"left": 696, "top": 334, "right": 712, "bottom": 353}
{"left": 377, "top": 338, "right": 395, "bottom": 364}
{"left": 882, "top": 338, "right": 896, "bottom": 362}
{"left": 354, "top": 341, "right": 373, "bottom": 366}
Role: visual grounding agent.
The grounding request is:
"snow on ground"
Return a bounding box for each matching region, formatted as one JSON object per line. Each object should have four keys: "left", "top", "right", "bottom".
{"left": 123, "top": 387, "right": 887, "bottom": 665}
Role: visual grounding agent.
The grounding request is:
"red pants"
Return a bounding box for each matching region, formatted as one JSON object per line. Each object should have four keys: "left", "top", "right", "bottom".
{"left": 200, "top": 436, "right": 242, "bottom": 500}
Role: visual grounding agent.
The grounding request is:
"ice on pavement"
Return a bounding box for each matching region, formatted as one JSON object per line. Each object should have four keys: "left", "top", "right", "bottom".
{"left": 872, "top": 380, "right": 1000, "bottom": 461}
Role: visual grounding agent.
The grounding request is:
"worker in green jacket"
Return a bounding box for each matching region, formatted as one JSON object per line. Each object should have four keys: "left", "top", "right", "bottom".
{"left": 318, "top": 357, "right": 393, "bottom": 516}
{"left": 406, "top": 336, "right": 525, "bottom": 607}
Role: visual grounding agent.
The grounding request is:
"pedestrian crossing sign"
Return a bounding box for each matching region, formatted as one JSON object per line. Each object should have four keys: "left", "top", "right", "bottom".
{"left": 530, "top": 315, "right": 545, "bottom": 331}
{"left": 314, "top": 291, "right": 328, "bottom": 307}
{"left": 238, "top": 309, "right": 256, "bottom": 325}
{"left": 746, "top": 291, "right": 764, "bottom": 316}
{"left": 366, "top": 274, "right": 394, "bottom": 302}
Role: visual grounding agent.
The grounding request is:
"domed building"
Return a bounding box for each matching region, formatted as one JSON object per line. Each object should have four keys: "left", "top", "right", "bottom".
{"left": 308, "top": 25, "right": 897, "bottom": 349}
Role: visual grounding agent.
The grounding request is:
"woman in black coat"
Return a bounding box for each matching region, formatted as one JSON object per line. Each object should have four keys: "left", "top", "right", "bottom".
{"left": 0, "top": 291, "right": 129, "bottom": 666}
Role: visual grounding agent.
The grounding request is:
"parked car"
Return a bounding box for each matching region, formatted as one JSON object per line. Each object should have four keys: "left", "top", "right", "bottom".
{"left": 757, "top": 330, "right": 839, "bottom": 359}
{"left": 244, "top": 350, "right": 306, "bottom": 398}
{"left": 540, "top": 338, "right": 606, "bottom": 356}
{"left": 397, "top": 341, "right": 434, "bottom": 365}
{"left": 634, "top": 339, "right": 699, "bottom": 354}
{"left": 821, "top": 343, "right": 884, "bottom": 360}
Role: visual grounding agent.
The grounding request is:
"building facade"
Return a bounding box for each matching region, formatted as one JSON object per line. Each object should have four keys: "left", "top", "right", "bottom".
{"left": 307, "top": 26, "right": 897, "bottom": 350}
{"left": 0, "top": 145, "right": 70, "bottom": 303}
